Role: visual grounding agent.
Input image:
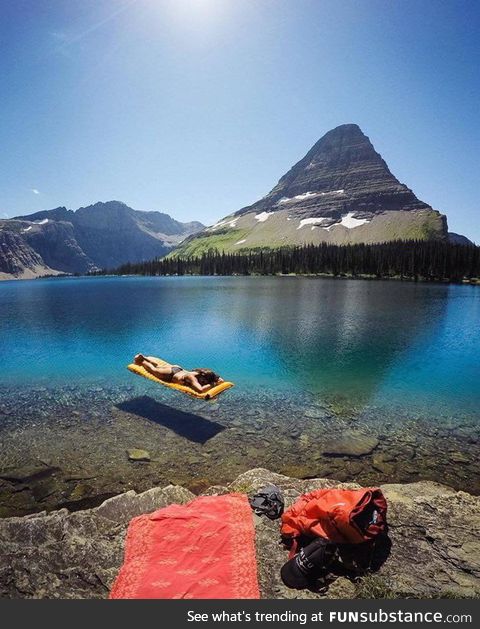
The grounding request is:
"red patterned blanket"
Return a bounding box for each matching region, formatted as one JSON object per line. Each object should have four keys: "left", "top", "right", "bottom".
{"left": 110, "top": 493, "right": 260, "bottom": 599}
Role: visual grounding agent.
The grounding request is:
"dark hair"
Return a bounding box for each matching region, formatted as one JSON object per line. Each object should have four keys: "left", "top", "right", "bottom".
{"left": 193, "top": 368, "right": 220, "bottom": 386}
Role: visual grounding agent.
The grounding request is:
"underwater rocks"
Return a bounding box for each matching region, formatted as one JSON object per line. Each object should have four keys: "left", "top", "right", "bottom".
{"left": 449, "top": 452, "right": 471, "bottom": 465}
{"left": 372, "top": 453, "right": 397, "bottom": 475}
{"left": 1, "top": 468, "right": 479, "bottom": 599}
{"left": 68, "top": 483, "right": 93, "bottom": 502}
{"left": 0, "top": 464, "right": 59, "bottom": 484}
{"left": 126, "top": 448, "right": 151, "bottom": 462}
{"left": 304, "top": 407, "right": 329, "bottom": 419}
{"left": 1, "top": 382, "right": 479, "bottom": 519}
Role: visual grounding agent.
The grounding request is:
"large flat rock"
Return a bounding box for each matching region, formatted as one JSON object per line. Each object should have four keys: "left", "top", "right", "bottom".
{"left": 0, "top": 468, "right": 478, "bottom": 599}
{"left": 322, "top": 432, "right": 380, "bottom": 457}
{"left": 0, "top": 485, "right": 194, "bottom": 599}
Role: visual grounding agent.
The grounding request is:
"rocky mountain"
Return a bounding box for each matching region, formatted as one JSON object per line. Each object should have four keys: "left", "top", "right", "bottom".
{"left": 172, "top": 124, "right": 450, "bottom": 257}
{"left": 0, "top": 201, "right": 204, "bottom": 279}
{"left": 1, "top": 468, "right": 479, "bottom": 599}
{"left": 0, "top": 229, "right": 58, "bottom": 280}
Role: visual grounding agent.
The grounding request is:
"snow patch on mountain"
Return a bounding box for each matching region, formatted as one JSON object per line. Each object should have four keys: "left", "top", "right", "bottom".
{"left": 278, "top": 191, "right": 319, "bottom": 204}
{"left": 325, "top": 212, "right": 370, "bottom": 231}
{"left": 278, "top": 190, "right": 345, "bottom": 205}
{"left": 207, "top": 218, "right": 238, "bottom": 231}
{"left": 297, "top": 217, "right": 329, "bottom": 230}
{"left": 254, "top": 212, "right": 274, "bottom": 222}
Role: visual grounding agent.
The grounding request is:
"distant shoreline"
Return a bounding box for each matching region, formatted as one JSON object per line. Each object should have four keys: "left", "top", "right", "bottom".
{"left": 90, "top": 272, "right": 480, "bottom": 285}
{"left": 1, "top": 272, "right": 479, "bottom": 285}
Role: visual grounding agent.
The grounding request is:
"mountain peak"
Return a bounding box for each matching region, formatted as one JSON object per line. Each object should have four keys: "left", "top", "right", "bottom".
{"left": 12, "top": 206, "right": 72, "bottom": 223}
{"left": 76, "top": 200, "right": 131, "bottom": 214}
{"left": 235, "top": 123, "right": 428, "bottom": 217}
{"left": 172, "top": 125, "right": 447, "bottom": 257}
{"left": 312, "top": 123, "right": 366, "bottom": 146}
{"left": 324, "top": 122, "right": 363, "bottom": 134}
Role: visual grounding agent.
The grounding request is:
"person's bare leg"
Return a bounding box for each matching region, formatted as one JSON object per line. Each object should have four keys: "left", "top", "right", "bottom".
{"left": 134, "top": 354, "right": 166, "bottom": 368}
{"left": 141, "top": 359, "right": 172, "bottom": 380}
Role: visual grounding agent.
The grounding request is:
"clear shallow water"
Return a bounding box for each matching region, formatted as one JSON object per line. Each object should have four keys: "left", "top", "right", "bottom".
{"left": 0, "top": 276, "right": 479, "bottom": 516}
{"left": 1, "top": 276, "right": 479, "bottom": 412}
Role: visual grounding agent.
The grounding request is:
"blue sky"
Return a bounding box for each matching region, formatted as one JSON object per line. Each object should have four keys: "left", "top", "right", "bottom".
{"left": 1, "top": 0, "right": 479, "bottom": 240}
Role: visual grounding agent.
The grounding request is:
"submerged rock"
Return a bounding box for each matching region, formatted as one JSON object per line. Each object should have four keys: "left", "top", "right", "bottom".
{"left": 68, "top": 483, "right": 92, "bottom": 502}
{"left": 126, "top": 448, "right": 151, "bottom": 463}
{"left": 32, "top": 479, "right": 58, "bottom": 502}
{"left": 449, "top": 452, "right": 471, "bottom": 464}
{"left": 372, "top": 453, "right": 397, "bottom": 475}
{"left": 0, "top": 464, "right": 59, "bottom": 484}
{"left": 304, "top": 407, "right": 327, "bottom": 419}
{"left": 322, "top": 432, "right": 379, "bottom": 457}
{"left": 0, "top": 468, "right": 479, "bottom": 599}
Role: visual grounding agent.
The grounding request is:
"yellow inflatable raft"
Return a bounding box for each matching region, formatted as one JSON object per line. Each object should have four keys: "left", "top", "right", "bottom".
{"left": 127, "top": 361, "right": 234, "bottom": 400}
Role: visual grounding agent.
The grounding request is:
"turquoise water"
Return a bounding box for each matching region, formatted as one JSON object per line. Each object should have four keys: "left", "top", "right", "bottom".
{"left": 0, "top": 276, "right": 479, "bottom": 515}
{"left": 0, "top": 276, "right": 479, "bottom": 413}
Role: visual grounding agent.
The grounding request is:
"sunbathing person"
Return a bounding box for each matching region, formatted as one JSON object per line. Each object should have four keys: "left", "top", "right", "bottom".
{"left": 134, "top": 354, "right": 224, "bottom": 393}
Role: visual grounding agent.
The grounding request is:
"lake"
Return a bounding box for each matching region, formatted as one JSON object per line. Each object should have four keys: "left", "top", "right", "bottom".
{"left": 0, "top": 276, "right": 479, "bottom": 516}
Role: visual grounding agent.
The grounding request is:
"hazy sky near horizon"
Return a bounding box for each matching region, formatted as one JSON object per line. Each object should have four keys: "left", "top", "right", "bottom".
{"left": 1, "top": 0, "right": 479, "bottom": 241}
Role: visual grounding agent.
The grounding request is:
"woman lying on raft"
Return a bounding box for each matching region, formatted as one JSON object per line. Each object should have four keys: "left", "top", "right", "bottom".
{"left": 134, "top": 354, "right": 224, "bottom": 394}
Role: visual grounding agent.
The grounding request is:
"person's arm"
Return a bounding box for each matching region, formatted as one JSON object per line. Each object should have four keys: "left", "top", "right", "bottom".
{"left": 145, "top": 356, "right": 163, "bottom": 368}
{"left": 186, "top": 374, "right": 211, "bottom": 393}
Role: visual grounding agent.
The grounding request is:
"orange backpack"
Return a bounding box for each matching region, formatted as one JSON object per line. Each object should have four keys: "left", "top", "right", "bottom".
{"left": 281, "top": 487, "right": 387, "bottom": 546}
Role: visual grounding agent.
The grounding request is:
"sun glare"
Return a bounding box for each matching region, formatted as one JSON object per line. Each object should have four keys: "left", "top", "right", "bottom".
{"left": 157, "top": 0, "right": 229, "bottom": 29}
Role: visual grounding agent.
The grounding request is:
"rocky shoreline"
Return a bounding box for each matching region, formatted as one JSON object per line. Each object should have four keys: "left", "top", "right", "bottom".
{"left": 1, "top": 468, "right": 479, "bottom": 599}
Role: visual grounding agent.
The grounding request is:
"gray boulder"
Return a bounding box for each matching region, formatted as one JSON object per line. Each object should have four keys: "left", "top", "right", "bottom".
{"left": 0, "top": 468, "right": 479, "bottom": 599}
{"left": 0, "top": 485, "right": 194, "bottom": 599}
{"left": 322, "top": 432, "right": 380, "bottom": 457}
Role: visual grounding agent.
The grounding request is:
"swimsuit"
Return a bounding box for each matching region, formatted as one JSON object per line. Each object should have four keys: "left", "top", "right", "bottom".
{"left": 167, "top": 365, "right": 183, "bottom": 382}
